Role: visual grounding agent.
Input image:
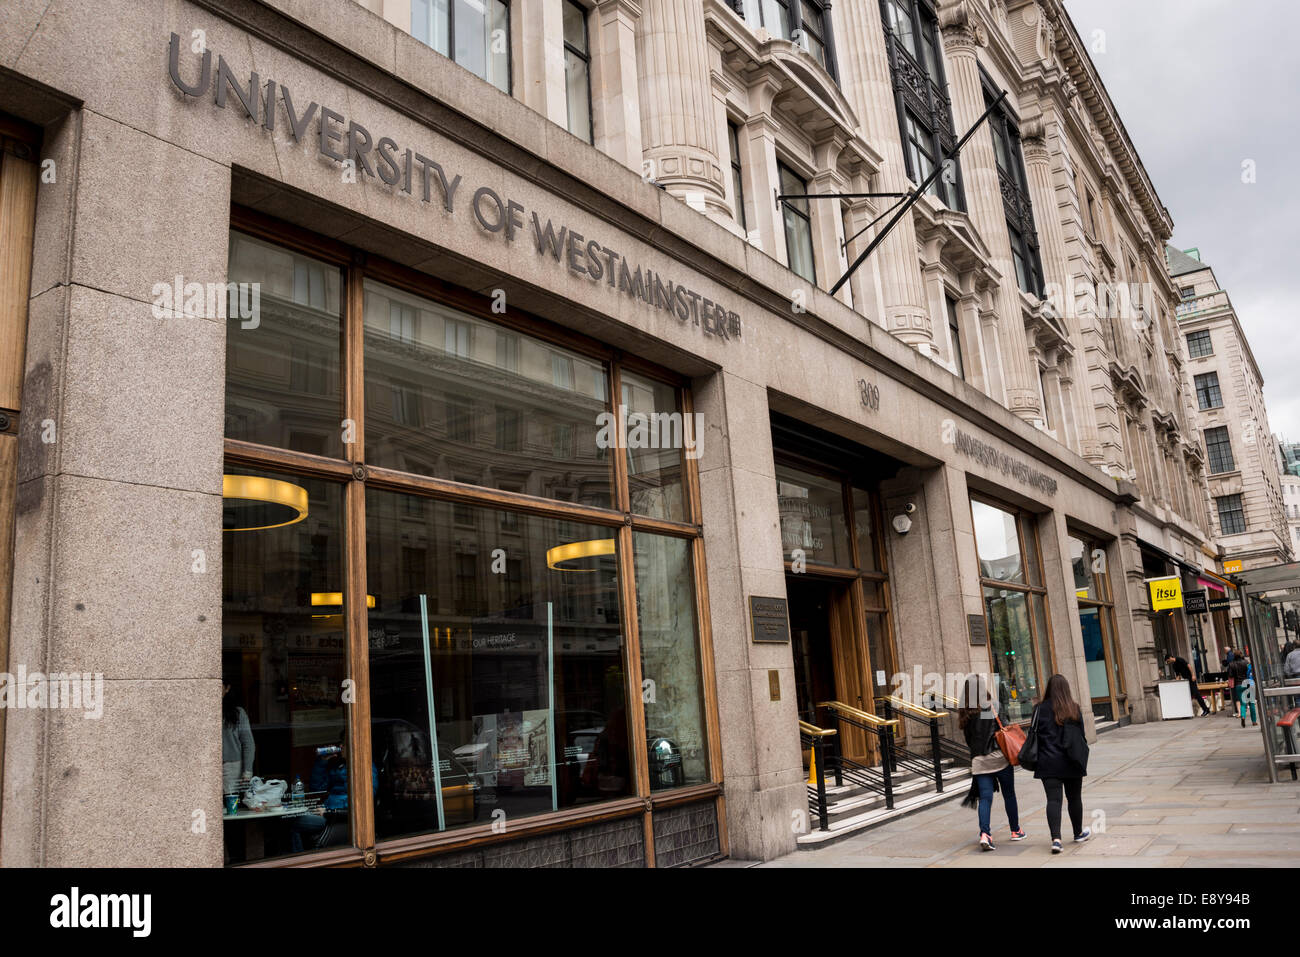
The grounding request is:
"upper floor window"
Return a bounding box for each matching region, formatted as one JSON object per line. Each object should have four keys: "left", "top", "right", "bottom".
{"left": 1194, "top": 372, "right": 1223, "bottom": 410}
{"left": 1216, "top": 493, "right": 1246, "bottom": 535}
{"left": 563, "top": 0, "right": 592, "bottom": 143}
{"left": 728, "top": 121, "right": 747, "bottom": 232}
{"left": 1205, "top": 426, "right": 1235, "bottom": 474}
{"left": 1186, "top": 329, "right": 1213, "bottom": 358}
{"left": 735, "top": 0, "right": 838, "bottom": 78}
{"left": 946, "top": 295, "right": 964, "bottom": 380}
{"left": 778, "top": 161, "right": 816, "bottom": 284}
{"left": 985, "top": 82, "right": 1044, "bottom": 297}
{"left": 412, "top": 0, "right": 510, "bottom": 94}
{"left": 1179, "top": 286, "right": 1196, "bottom": 301}
{"left": 880, "top": 0, "right": 963, "bottom": 211}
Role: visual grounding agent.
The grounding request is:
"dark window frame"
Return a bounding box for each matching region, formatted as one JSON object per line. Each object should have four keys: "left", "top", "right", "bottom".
{"left": 1194, "top": 371, "right": 1223, "bottom": 410}
{"left": 880, "top": 0, "right": 964, "bottom": 211}
{"left": 562, "top": 0, "right": 594, "bottom": 144}
{"left": 411, "top": 0, "right": 512, "bottom": 94}
{"left": 728, "top": 120, "right": 747, "bottom": 232}
{"left": 983, "top": 75, "right": 1045, "bottom": 298}
{"left": 1204, "top": 426, "right": 1235, "bottom": 475}
{"left": 1216, "top": 493, "right": 1246, "bottom": 535}
{"left": 1186, "top": 329, "right": 1213, "bottom": 358}
{"left": 777, "top": 159, "right": 817, "bottom": 285}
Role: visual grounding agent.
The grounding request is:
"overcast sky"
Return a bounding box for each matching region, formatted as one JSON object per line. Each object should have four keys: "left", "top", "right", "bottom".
{"left": 1063, "top": 0, "right": 1300, "bottom": 442}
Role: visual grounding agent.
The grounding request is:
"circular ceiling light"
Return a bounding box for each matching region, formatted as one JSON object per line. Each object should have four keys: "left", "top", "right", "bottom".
{"left": 222, "top": 475, "right": 309, "bottom": 532}
{"left": 546, "top": 538, "right": 616, "bottom": 572}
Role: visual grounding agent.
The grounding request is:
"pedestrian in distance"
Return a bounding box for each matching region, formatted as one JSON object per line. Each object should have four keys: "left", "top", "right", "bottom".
{"left": 1227, "top": 653, "right": 1257, "bottom": 727}
{"left": 1032, "top": 674, "right": 1091, "bottom": 854}
{"left": 957, "top": 674, "right": 1024, "bottom": 852}
{"left": 1284, "top": 642, "right": 1300, "bottom": 680}
{"left": 1166, "top": 654, "right": 1211, "bottom": 716}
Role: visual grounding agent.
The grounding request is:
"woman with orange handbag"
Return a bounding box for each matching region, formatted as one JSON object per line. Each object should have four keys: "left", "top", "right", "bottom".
{"left": 1032, "top": 674, "right": 1091, "bottom": 854}
{"left": 957, "top": 674, "right": 1024, "bottom": 851}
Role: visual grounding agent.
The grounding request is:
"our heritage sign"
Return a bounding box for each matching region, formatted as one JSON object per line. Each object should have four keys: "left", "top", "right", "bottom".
{"left": 749, "top": 597, "right": 791, "bottom": 644}
{"left": 167, "top": 33, "right": 743, "bottom": 342}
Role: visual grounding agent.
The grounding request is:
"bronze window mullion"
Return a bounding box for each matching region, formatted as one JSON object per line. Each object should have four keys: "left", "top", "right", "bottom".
{"left": 614, "top": 524, "right": 652, "bottom": 818}
{"left": 610, "top": 360, "right": 631, "bottom": 517}
{"left": 343, "top": 259, "right": 376, "bottom": 859}
{"left": 680, "top": 383, "right": 703, "bottom": 527}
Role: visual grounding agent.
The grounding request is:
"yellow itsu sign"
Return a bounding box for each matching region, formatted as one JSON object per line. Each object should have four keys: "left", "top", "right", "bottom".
{"left": 1147, "top": 576, "right": 1183, "bottom": 611}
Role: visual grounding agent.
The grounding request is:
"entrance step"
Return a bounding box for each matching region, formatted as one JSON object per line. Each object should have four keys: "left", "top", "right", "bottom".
{"left": 800, "top": 767, "right": 971, "bottom": 848}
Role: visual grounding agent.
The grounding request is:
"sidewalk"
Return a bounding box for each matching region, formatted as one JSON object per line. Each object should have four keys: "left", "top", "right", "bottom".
{"left": 758, "top": 711, "right": 1300, "bottom": 868}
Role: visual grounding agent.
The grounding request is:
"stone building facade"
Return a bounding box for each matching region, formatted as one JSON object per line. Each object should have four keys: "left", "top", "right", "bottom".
{"left": 0, "top": 0, "right": 1242, "bottom": 868}
{"left": 1171, "top": 245, "right": 1290, "bottom": 576}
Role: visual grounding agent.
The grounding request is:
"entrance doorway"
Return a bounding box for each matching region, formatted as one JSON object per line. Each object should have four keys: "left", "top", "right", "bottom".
{"left": 787, "top": 575, "right": 872, "bottom": 762}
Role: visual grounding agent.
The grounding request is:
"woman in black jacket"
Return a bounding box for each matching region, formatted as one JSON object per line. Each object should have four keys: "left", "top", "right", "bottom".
{"left": 1033, "top": 674, "right": 1091, "bottom": 853}
{"left": 957, "top": 674, "right": 1023, "bottom": 851}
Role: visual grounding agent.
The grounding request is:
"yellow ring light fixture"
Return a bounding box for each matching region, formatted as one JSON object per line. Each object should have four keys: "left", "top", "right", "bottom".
{"left": 546, "top": 538, "right": 616, "bottom": 572}
{"left": 310, "top": 592, "right": 377, "bottom": 618}
{"left": 310, "top": 593, "right": 377, "bottom": 608}
{"left": 222, "top": 475, "right": 309, "bottom": 532}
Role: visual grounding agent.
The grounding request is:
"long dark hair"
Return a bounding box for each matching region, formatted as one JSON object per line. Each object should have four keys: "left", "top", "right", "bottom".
{"left": 223, "top": 680, "right": 244, "bottom": 727}
{"left": 957, "top": 674, "right": 988, "bottom": 729}
{"left": 1044, "top": 674, "right": 1080, "bottom": 726}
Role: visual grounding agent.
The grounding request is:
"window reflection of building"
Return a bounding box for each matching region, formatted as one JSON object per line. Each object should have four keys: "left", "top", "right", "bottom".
{"left": 222, "top": 225, "right": 715, "bottom": 864}
{"left": 971, "top": 498, "right": 1054, "bottom": 723}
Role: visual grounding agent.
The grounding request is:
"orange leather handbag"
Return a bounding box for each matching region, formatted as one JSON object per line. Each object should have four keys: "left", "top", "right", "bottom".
{"left": 995, "top": 714, "right": 1028, "bottom": 767}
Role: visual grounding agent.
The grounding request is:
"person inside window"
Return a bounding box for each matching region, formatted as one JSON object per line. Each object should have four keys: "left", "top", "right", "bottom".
{"left": 288, "top": 731, "right": 378, "bottom": 852}
{"left": 222, "top": 679, "right": 256, "bottom": 796}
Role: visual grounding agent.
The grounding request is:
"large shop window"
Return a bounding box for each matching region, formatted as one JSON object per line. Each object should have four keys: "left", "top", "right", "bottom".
{"left": 971, "top": 498, "right": 1054, "bottom": 723}
{"left": 221, "top": 222, "right": 713, "bottom": 864}
{"left": 1069, "top": 533, "right": 1125, "bottom": 721}
{"left": 881, "top": 0, "right": 963, "bottom": 210}
{"left": 411, "top": 0, "right": 511, "bottom": 94}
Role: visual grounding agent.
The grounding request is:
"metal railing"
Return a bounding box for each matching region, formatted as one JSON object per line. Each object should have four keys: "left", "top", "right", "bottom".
{"left": 799, "top": 720, "right": 837, "bottom": 832}
{"left": 817, "top": 701, "right": 900, "bottom": 812}
{"left": 876, "top": 694, "right": 968, "bottom": 792}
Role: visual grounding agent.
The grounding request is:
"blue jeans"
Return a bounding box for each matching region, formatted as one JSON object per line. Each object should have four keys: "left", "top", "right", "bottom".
{"left": 976, "top": 763, "right": 1019, "bottom": 836}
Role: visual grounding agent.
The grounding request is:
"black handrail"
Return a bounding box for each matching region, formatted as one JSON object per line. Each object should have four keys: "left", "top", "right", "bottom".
{"left": 818, "top": 704, "right": 896, "bottom": 811}
{"left": 876, "top": 695, "right": 971, "bottom": 792}
{"left": 799, "top": 724, "right": 833, "bottom": 832}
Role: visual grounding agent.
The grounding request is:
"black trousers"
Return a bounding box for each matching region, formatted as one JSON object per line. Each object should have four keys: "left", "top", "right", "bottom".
{"left": 1040, "top": 776, "right": 1084, "bottom": 841}
{"left": 1189, "top": 681, "right": 1209, "bottom": 713}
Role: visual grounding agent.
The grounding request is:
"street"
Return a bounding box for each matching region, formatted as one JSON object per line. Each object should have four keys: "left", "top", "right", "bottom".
{"left": 758, "top": 714, "right": 1300, "bottom": 868}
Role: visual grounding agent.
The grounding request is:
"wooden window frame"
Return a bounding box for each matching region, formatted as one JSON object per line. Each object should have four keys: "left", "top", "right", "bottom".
{"left": 224, "top": 206, "right": 724, "bottom": 867}
{"left": 969, "top": 494, "right": 1056, "bottom": 721}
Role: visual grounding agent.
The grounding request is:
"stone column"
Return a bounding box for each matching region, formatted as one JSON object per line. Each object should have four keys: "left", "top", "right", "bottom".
{"left": 1021, "top": 116, "right": 1103, "bottom": 462}
{"left": 591, "top": 0, "right": 644, "bottom": 171}
{"left": 843, "top": 198, "right": 883, "bottom": 323}
{"left": 4, "top": 108, "right": 227, "bottom": 866}
{"left": 809, "top": 134, "right": 852, "bottom": 306}
{"left": 635, "top": 0, "right": 729, "bottom": 215}
{"left": 939, "top": 6, "right": 1041, "bottom": 422}
{"left": 516, "top": 0, "right": 570, "bottom": 128}
{"left": 691, "top": 370, "right": 802, "bottom": 861}
{"left": 739, "top": 94, "right": 783, "bottom": 260}
{"left": 829, "top": 1, "right": 934, "bottom": 351}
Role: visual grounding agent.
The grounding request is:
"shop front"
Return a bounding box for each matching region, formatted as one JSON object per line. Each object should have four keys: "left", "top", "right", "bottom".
{"left": 1, "top": 1, "right": 1172, "bottom": 867}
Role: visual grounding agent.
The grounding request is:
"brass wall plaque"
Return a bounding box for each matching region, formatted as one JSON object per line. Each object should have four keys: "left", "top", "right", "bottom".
{"left": 750, "top": 596, "right": 790, "bottom": 643}
{"left": 768, "top": 670, "right": 781, "bottom": 701}
{"left": 967, "top": 613, "right": 988, "bottom": 646}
